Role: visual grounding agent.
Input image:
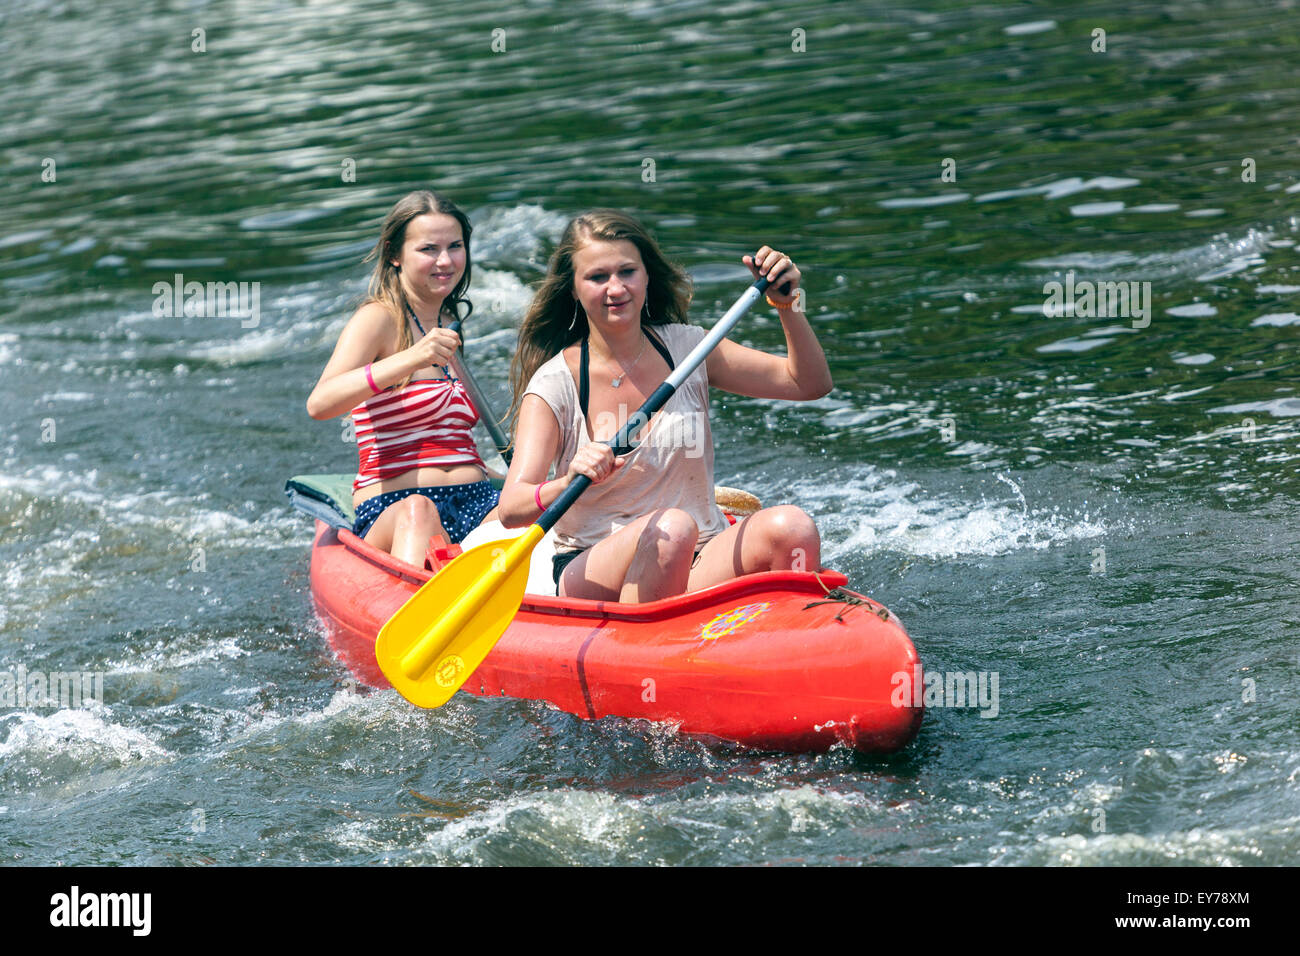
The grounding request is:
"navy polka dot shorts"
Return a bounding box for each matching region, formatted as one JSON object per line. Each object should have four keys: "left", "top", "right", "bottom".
{"left": 352, "top": 480, "right": 499, "bottom": 543}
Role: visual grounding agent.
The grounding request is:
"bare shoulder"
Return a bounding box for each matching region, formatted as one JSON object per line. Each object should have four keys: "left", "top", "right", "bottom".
{"left": 520, "top": 391, "right": 563, "bottom": 429}
{"left": 349, "top": 299, "right": 397, "bottom": 333}
{"left": 342, "top": 300, "right": 399, "bottom": 353}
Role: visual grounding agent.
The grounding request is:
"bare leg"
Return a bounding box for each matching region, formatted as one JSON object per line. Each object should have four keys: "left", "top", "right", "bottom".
{"left": 687, "top": 505, "right": 820, "bottom": 592}
{"left": 559, "top": 508, "right": 698, "bottom": 603}
{"left": 362, "top": 495, "right": 447, "bottom": 566}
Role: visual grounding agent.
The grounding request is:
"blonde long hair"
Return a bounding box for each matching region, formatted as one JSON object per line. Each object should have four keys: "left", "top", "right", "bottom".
{"left": 361, "top": 190, "right": 474, "bottom": 387}
{"left": 507, "top": 209, "right": 692, "bottom": 429}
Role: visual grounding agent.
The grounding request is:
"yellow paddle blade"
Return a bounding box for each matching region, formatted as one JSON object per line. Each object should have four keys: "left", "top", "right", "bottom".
{"left": 375, "top": 525, "right": 546, "bottom": 708}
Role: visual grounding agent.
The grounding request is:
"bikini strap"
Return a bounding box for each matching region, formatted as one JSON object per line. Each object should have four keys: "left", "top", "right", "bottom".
{"left": 579, "top": 334, "right": 589, "bottom": 420}
{"left": 644, "top": 325, "right": 675, "bottom": 372}
{"left": 578, "top": 326, "right": 676, "bottom": 420}
{"left": 405, "top": 303, "right": 453, "bottom": 381}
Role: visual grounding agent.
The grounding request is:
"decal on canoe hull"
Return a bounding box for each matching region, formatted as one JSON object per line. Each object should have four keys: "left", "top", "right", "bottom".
{"left": 698, "top": 602, "right": 771, "bottom": 642}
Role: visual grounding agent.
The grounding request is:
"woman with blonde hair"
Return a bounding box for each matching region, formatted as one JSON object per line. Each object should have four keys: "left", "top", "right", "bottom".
{"left": 307, "top": 190, "right": 499, "bottom": 565}
{"left": 500, "top": 210, "right": 832, "bottom": 603}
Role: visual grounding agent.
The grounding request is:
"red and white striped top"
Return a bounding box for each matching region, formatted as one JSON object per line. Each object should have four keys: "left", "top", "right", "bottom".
{"left": 351, "top": 378, "right": 485, "bottom": 492}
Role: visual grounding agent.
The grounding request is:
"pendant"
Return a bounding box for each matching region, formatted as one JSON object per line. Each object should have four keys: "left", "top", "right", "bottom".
{"left": 611, "top": 375, "right": 623, "bottom": 388}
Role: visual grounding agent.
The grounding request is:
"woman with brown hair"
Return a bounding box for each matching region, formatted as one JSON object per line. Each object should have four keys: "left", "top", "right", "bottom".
{"left": 499, "top": 210, "right": 832, "bottom": 603}
{"left": 307, "top": 190, "right": 499, "bottom": 565}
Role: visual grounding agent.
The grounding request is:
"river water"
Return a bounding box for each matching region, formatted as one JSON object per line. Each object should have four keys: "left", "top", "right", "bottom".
{"left": 1, "top": 0, "right": 1297, "bottom": 865}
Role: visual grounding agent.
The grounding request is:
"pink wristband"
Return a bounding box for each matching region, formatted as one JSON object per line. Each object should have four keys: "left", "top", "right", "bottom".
{"left": 534, "top": 480, "right": 547, "bottom": 512}
{"left": 364, "top": 363, "right": 382, "bottom": 395}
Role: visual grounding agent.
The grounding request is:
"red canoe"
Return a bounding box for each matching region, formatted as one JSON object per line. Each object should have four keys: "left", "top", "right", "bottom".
{"left": 307, "top": 517, "right": 924, "bottom": 753}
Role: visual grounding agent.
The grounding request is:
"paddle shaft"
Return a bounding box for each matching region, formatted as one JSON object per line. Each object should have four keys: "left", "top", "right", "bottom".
{"left": 446, "top": 320, "right": 512, "bottom": 465}
{"left": 536, "top": 272, "right": 777, "bottom": 534}
{"left": 378, "top": 266, "right": 788, "bottom": 703}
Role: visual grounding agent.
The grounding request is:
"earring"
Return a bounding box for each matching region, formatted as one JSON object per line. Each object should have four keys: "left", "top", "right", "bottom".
{"left": 642, "top": 301, "right": 651, "bottom": 323}
{"left": 569, "top": 302, "right": 579, "bottom": 332}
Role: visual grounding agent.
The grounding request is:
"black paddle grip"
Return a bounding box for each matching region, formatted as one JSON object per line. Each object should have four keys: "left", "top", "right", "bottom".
{"left": 753, "top": 250, "right": 794, "bottom": 298}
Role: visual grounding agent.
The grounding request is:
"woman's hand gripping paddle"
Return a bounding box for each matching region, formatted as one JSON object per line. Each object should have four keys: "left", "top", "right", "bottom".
{"left": 375, "top": 268, "right": 785, "bottom": 708}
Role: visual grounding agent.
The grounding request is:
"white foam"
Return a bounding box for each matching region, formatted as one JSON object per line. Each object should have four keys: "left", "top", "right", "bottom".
{"left": 0, "top": 463, "right": 306, "bottom": 552}
{"left": 221, "top": 686, "right": 471, "bottom": 754}
{"left": 1070, "top": 201, "right": 1125, "bottom": 217}
{"left": 1161, "top": 386, "right": 1214, "bottom": 401}
{"left": 1026, "top": 226, "right": 1274, "bottom": 284}
{"left": 1197, "top": 256, "right": 1263, "bottom": 281}
{"left": 1171, "top": 353, "right": 1215, "bottom": 365}
{"left": 419, "top": 789, "right": 630, "bottom": 860}
{"left": 239, "top": 208, "right": 333, "bottom": 230}
{"left": 104, "top": 636, "right": 249, "bottom": 675}
{"left": 1251, "top": 312, "right": 1300, "bottom": 327}
{"left": 470, "top": 268, "right": 533, "bottom": 325}
{"left": 363, "top": 783, "right": 885, "bottom": 862}
{"left": 1037, "top": 336, "right": 1115, "bottom": 353}
{"left": 472, "top": 203, "right": 569, "bottom": 264}
{"left": 1208, "top": 398, "right": 1300, "bottom": 418}
{"left": 0, "top": 229, "right": 51, "bottom": 250}
{"left": 976, "top": 186, "right": 1054, "bottom": 204}
{"left": 1013, "top": 302, "right": 1073, "bottom": 315}
{"left": 1004, "top": 20, "right": 1056, "bottom": 35}
{"left": 0, "top": 709, "right": 172, "bottom": 765}
{"left": 792, "top": 468, "right": 1107, "bottom": 560}
{"left": 1044, "top": 176, "right": 1140, "bottom": 200}
{"left": 38, "top": 391, "right": 95, "bottom": 402}
{"left": 182, "top": 321, "right": 313, "bottom": 366}
{"left": 1166, "top": 302, "right": 1217, "bottom": 317}
{"left": 878, "top": 193, "right": 970, "bottom": 209}
{"left": 991, "top": 825, "right": 1269, "bottom": 866}
{"left": 977, "top": 177, "right": 1139, "bottom": 205}
{"left": 1024, "top": 251, "right": 1137, "bottom": 269}
{"left": 839, "top": 500, "right": 1104, "bottom": 559}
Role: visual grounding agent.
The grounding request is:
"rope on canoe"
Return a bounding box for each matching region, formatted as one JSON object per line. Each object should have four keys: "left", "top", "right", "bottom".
{"left": 803, "top": 578, "right": 890, "bottom": 623}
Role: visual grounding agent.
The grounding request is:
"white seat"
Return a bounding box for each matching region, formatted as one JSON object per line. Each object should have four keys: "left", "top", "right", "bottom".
{"left": 458, "top": 520, "right": 560, "bottom": 596}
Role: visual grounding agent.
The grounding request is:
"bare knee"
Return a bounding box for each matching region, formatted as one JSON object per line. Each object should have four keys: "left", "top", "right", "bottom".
{"left": 760, "top": 505, "right": 819, "bottom": 568}
{"left": 644, "top": 508, "right": 698, "bottom": 562}
{"left": 396, "top": 495, "right": 441, "bottom": 530}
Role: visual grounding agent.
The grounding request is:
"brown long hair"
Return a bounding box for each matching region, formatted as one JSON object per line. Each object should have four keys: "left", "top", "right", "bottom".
{"left": 361, "top": 190, "right": 473, "bottom": 387}
{"left": 507, "top": 209, "right": 692, "bottom": 429}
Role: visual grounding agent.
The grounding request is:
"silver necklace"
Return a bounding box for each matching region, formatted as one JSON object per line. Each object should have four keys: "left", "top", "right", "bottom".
{"left": 609, "top": 333, "right": 647, "bottom": 388}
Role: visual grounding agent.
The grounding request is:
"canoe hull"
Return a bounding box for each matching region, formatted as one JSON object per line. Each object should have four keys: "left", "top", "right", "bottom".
{"left": 308, "top": 521, "right": 923, "bottom": 753}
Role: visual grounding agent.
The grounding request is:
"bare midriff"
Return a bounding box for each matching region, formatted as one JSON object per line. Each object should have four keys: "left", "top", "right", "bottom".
{"left": 352, "top": 463, "right": 487, "bottom": 509}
